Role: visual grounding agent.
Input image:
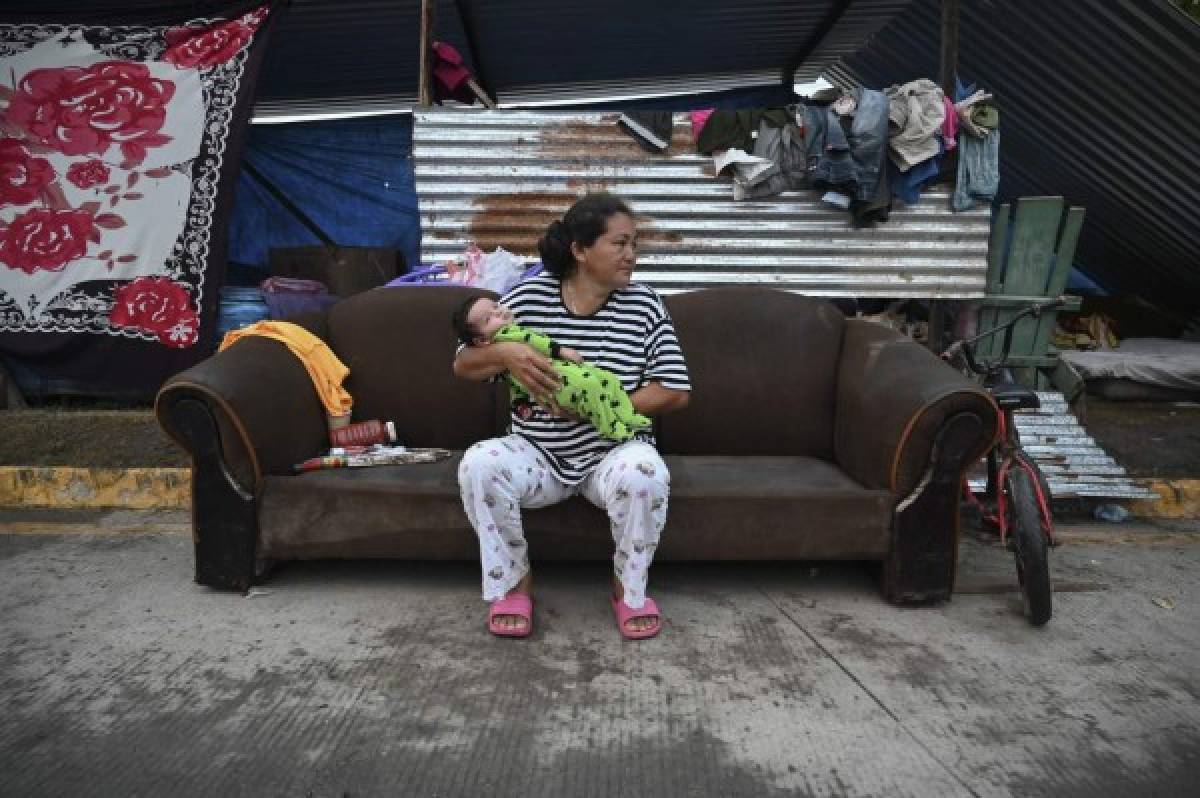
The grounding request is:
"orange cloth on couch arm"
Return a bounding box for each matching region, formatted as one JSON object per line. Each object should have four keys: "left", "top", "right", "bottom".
{"left": 219, "top": 321, "right": 352, "bottom": 416}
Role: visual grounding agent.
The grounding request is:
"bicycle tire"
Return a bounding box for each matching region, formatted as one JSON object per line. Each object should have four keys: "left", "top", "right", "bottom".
{"left": 1005, "top": 466, "right": 1053, "bottom": 626}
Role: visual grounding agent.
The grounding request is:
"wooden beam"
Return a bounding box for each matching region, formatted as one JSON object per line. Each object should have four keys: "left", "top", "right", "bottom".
{"left": 939, "top": 0, "right": 961, "bottom": 98}
{"left": 417, "top": 0, "right": 436, "bottom": 107}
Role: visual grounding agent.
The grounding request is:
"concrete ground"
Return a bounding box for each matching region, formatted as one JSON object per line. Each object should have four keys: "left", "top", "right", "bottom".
{"left": 1, "top": 511, "right": 1198, "bottom": 798}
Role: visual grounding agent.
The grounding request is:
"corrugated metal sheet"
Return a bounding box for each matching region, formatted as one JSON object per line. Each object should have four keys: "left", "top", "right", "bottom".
{"left": 839, "top": 0, "right": 1200, "bottom": 315}
{"left": 414, "top": 108, "right": 991, "bottom": 297}
{"left": 795, "top": 0, "right": 919, "bottom": 82}
{"left": 247, "top": 0, "right": 913, "bottom": 120}
{"left": 968, "top": 392, "right": 1157, "bottom": 500}
{"left": 472, "top": 0, "right": 916, "bottom": 107}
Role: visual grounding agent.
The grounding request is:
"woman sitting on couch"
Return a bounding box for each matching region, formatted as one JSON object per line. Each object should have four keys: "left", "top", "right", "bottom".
{"left": 452, "top": 193, "right": 691, "bottom": 640}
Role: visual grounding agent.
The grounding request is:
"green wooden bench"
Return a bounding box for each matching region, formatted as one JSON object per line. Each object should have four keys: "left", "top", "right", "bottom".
{"left": 975, "top": 197, "right": 1085, "bottom": 385}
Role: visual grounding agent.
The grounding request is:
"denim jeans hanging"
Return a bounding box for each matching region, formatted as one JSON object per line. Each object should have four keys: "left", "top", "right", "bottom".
{"left": 952, "top": 130, "right": 1000, "bottom": 211}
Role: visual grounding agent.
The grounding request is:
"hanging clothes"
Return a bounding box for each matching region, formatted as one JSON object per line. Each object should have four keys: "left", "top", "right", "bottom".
{"left": 847, "top": 87, "right": 890, "bottom": 202}
{"left": 734, "top": 116, "right": 807, "bottom": 201}
{"left": 689, "top": 109, "right": 715, "bottom": 142}
{"left": 885, "top": 78, "right": 946, "bottom": 171}
{"left": 952, "top": 130, "right": 1000, "bottom": 212}
{"left": 695, "top": 108, "right": 791, "bottom": 155}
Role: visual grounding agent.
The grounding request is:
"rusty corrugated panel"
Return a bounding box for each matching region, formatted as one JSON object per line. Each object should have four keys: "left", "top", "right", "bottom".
{"left": 414, "top": 108, "right": 991, "bottom": 297}
{"left": 838, "top": 0, "right": 1200, "bottom": 314}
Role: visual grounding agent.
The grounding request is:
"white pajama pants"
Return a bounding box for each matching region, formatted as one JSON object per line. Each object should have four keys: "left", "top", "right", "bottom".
{"left": 458, "top": 434, "right": 670, "bottom": 610}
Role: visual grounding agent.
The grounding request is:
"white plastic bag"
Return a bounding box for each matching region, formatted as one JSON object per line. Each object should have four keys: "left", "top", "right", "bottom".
{"left": 475, "top": 246, "right": 528, "bottom": 294}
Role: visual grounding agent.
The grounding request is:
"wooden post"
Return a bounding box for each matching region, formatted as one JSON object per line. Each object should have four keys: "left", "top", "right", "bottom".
{"left": 939, "top": 0, "right": 960, "bottom": 98}
{"left": 417, "top": 0, "right": 436, "bottom": 107}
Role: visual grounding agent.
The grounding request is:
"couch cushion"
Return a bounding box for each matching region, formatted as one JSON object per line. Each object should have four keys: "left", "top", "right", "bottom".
{"left": 659, "top": 288, "right": 845, "bottom": 458}
{"left": 326, "top": 286, "right": 507, "bottom": 448}
{"left": 258, "top": 454, "right": 892, "bottom": 561}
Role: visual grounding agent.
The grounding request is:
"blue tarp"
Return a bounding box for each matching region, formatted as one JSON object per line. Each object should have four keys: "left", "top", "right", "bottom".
{"left": 227, "top": 115, "right": 420, "bottom": 280}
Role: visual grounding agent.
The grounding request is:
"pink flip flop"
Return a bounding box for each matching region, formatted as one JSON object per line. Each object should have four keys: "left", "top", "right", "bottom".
{"left": 488, "top": 591, "right": 533, "bottom": 638}
{"left": 611, "top": 595, "right": 662, "bottom": 640}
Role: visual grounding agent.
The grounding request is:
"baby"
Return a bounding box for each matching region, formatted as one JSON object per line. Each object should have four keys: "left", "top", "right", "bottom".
{"left": 453, "top": 296, "right": 652, "bottom": 441}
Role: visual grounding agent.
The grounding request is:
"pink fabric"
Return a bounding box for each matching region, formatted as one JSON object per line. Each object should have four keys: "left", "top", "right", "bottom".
{"left": 690, "top": 109, "right": 716, "bottom": 142}
{"left": 432, "top": 41, "right": 471, "bottom": 92}
{"left": 942, "top": 95, "right": 958, "bottom": 152}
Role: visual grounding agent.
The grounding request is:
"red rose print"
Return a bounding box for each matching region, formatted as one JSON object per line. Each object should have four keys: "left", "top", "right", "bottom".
{"left": 5, "top": 61, "right": 175, "bottom": 164}
{"left": 0, "top": 207, "right": 98, "bottom": 275}
{"left": 66, "top": 160, "right": 111, "bottom": 190}
{"left": 162, "top": 6, "right": 268, "bottom": 69}
{"left": 0, "top": 138, "right": 56, "bottom": 207}
{"left": 109, "top": 276, "right": 199, "bottom": 348}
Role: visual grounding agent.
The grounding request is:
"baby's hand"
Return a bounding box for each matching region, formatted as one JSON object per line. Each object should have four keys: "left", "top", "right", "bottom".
{"left": 538, "top": 398, "right": 585, "bottom": 423}
{"left": 558, "top": 346, "right": 584, "bottom": 364}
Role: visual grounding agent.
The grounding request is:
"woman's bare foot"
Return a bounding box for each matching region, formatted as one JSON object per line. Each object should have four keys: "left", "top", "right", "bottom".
{"left": 613, "top": 576, "right": 658, "bottom": 634}
{"left": 492, "top": 572, "right": 533, "bottom": 633}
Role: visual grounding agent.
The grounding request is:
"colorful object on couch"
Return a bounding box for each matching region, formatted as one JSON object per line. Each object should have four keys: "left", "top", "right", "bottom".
{"left": 329, "top": 419, "right": 397, "bottom": 448}
{"left": 219, "top": 319, "right": 352, "bottom": 416}
{"left": 292, "top": 446, "right": 453, "bottom": 473}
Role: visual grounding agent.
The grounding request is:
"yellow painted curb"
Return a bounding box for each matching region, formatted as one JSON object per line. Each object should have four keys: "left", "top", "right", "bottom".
{"left": 0, "top": 467, "right": 190, "bottom": 509}
{"left": 1128, "top": 479, "right": 1200, "bottom": 520}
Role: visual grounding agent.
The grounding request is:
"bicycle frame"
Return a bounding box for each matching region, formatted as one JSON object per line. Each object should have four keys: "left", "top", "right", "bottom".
{"left": 988, "top": 413, "right": 1057, "bottom": 548}
{"left": 947, "top": 298, "right": 1065, "bottom": 547}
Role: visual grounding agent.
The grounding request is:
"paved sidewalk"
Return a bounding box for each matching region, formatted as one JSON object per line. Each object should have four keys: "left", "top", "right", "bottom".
{"left": 1, "top": 511, "right": 1197, "bottom": 797}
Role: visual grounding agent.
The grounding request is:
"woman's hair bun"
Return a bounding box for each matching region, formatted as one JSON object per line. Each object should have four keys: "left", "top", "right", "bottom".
{"left": 538, "top": 218, "right": 574, "bottom": 276}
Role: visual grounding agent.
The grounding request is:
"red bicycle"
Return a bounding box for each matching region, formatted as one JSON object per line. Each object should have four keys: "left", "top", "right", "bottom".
{"left": 942, "top": 298, "right": 1065, "bottom": 626}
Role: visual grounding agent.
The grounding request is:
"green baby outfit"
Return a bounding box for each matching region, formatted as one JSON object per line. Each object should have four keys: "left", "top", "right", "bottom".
{"left": 492, "top": 323, "right": 652, "bottom": 441}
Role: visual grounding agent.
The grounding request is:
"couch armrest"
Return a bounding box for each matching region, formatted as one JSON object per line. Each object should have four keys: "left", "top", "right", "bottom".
{"left": 835, "top": 319, "right": 997, "bottom": 497}
{"left": 155, "top": 333, "right": 330, "bottom": 493}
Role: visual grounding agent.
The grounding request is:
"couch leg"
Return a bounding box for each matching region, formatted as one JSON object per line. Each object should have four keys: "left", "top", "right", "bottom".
{"left": 170, "top": 397, "right": 261, "bottom": 592}
{"left": 883, "top": 412, "right": 984, "bottom": 605}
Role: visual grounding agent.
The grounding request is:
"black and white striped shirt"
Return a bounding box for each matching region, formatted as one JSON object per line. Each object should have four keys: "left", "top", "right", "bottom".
{"left": 502, "top": 274, "right": 690, "bottom": 484}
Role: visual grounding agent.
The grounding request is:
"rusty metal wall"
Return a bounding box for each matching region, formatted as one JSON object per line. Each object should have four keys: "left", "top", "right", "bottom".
{"left": 414, "top": 109, "right": 990, "bottom": 297}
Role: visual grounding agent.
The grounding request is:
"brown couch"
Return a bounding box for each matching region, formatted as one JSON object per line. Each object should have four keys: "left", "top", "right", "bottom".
{"left": 156, "top": 285, "right": 997, "bottom": 603}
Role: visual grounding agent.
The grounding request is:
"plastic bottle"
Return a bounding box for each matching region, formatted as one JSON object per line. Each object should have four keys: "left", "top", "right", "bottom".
{"left": 329, "top": 420, "right": 397, "bottom": 448}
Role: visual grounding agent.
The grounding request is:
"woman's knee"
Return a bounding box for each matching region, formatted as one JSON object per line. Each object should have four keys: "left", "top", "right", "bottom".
{"left": 458, "top": 439, "right": 512, "bottom": 489}
{"left": 613, "top": 453, "right": 670, "bottom": 500}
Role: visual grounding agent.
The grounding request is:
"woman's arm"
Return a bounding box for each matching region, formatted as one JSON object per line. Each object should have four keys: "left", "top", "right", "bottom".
{"left": 629, "top": 381, "right": 690, "bottom": 416}
{"left": 453, "top": 341, "right": 562, "bottom": 399}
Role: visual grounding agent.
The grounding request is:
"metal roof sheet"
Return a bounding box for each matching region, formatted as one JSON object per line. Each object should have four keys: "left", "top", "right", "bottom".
{"left": 838, "top": 0, "right": 1200, "bottom": 314}
{"left": 414, "top": 108, "right": 991, "bottom": 297}
{"left": 249, "top": 0, "right": 914, "bottom": 119}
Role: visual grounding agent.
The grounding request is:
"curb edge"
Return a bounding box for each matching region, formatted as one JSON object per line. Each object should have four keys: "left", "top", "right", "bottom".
{"left": 0, "top": 466, "right": 190, "bottom": 509}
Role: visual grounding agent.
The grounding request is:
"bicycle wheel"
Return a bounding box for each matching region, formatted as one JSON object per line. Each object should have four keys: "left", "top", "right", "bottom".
{"left": 1005, "top": 466, "right": 1053, "bottom": 626}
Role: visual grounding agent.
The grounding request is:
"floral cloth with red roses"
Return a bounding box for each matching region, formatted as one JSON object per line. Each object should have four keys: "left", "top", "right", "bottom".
{"left": 0, "top": 5, "right": 269, "bottom": 349}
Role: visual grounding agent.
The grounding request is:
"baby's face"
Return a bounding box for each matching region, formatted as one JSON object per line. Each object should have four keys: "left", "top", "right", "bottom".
{"left": 468, "top": 299, "right": 515, "bottom": 340}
